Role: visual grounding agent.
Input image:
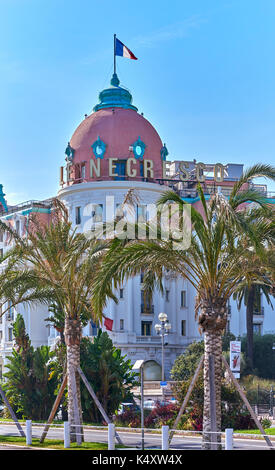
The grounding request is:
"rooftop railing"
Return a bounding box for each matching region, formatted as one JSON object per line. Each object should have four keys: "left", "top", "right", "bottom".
{"left": 0, "top": 199, "right": 54, "bottom": 217}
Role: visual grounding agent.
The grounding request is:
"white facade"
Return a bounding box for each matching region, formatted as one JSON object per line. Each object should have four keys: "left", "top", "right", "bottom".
{"left": 0, "top": 178, "right": 274, "bottom": 380}
{"left": 57, "top": 179, "right": 200, "bottom": 378}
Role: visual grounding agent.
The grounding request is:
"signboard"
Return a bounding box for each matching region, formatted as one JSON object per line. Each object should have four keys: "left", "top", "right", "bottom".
{"left": 132, "top": 360, "right": 145, "bottom": 371}
{"left": 230, "top": 341, "right": 241, "bottom": 378}
{"left": 61, "top": 160, "right": 227, "bottom": 185}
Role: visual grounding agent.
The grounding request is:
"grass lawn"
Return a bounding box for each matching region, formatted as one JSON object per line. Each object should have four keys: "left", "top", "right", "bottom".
{"left": 0, "top": 435, "right": 113, "bottom": 450}
{"left": 235, "top": 428, "right": 275, "bottom": 436}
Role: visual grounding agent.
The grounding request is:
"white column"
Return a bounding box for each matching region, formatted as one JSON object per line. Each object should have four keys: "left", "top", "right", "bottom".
{"left": 108, "top": 423, "right": 115, "bottom": 450}
{"left": 26, "top": 420, "right": 32, "bottom": 446}
{"left": 2, "top": 303, "right": 6, "bottom": 344}
{"left": 110, "top": 300, "right": 115, "bottom": 331}
{"left": 225, "top": 428, "right": 233, "bottom": 450}
{"left": 127, "top": 278, "right": 135, "bottom": 332}
{"left": 170, "top": 281, "right": 176, "bottom": 334}
{"left": 64, "top": 421, "right": 70, "bottom": 448}
{"left": 162, "top": 425, "right": 169, "bottom": 450}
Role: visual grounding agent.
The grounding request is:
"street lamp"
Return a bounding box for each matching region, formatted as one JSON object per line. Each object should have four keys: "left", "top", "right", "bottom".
{"left": 158, "top": 312, "right": 168, "bottom": 323}
{"left": 154, "top": 312, "right": 171, "bottom": 399}
{"left": 133, "top": 360, "right": 145, "bottom": 450}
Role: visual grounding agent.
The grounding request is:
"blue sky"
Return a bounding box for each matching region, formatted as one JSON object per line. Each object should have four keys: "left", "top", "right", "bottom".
{"left": 1, "top": 0, "right": 275, "bottom": 204}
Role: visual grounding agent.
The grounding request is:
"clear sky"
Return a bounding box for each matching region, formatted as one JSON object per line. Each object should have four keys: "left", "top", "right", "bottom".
{"left": 1, "top": 0, "right": 275, "bottom": 205}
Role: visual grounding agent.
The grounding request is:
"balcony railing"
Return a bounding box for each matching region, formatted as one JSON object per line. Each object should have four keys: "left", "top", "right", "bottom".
{"left": 175, "top": 185, "right": 275, "bottom": 200}
{"left": 141, "top": 304, "right": 154, "bottom": 314}
{"left": 0, "top": 199, "right": 53, "bottom": 217}
{"left": 136, "top": 336, "right": 161, "bottom": 343}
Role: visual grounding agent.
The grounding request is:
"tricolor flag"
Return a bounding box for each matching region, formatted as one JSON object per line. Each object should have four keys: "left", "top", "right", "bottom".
{"left": 115, "top": 37, "right": 137, "bottom": 60}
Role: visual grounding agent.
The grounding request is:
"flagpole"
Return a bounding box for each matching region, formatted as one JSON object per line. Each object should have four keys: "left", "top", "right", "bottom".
{"left": 114, "top": 33, "right": 116, "bottom": 75}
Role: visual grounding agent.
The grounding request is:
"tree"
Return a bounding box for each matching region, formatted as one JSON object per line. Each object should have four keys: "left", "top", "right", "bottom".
{"left": 233, "top": 212, "right": 275, "bottom": 371}
{"left": 45, "top": 301, "right": 66, "bottom": 345}
{"left": 0, "top": 224, "right": 51, "bottom": 321}
{"left": 92, "top": 163, "right": 275, "bottom": 448}
{"left": 3, "top": 314, "right": 58, "bottom": 420}
{"left": 172, "top": 370, "right": 257, "bottom": 432}
{"left": 80, "top": 330, "right": 137, "bottom": 423}
{"left": 234, "top": 283, "right": 273, "bottom": 371}
{"left": 241, "top": 334, "right": 275, "bottom": 379}
{"left": 3, "top": 200, "right": 108, "bottom": 441}
{"left": 170, "top": 341, "right": 204, "bottom": 381}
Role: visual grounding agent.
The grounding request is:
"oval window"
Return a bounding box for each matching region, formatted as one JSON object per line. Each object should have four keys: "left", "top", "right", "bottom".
{"left": 135, "top": 145, "right": 142, "bottom": 156}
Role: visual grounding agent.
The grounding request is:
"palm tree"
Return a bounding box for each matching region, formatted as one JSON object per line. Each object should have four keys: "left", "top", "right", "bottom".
{"left": 232, "top": 206, "right": 275, "bottom": 370}
{"left": 267, "top": 249, "right": 275, "bottom": 296}
{"left": 0, "top": 225, "right": 52, "bottom": 320}
{"left": 45, "top": 301, "right": 66, "bottom": 345}
{"left": 92, "top": 163, "right": 275, "bottom": 448}
{"left": 1, "top": 200, "right": 108, "bottom": 442}
{"left": 233, "top": 261, "right": 274, "bottom": 371}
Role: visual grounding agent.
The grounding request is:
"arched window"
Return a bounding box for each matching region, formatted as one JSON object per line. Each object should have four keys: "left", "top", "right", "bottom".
{"left": 143, "top": 360, "right": 162, "bottom": 381}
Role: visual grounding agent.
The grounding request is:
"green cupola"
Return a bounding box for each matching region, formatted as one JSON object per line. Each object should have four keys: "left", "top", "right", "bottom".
{"left": 93, "top": 73, "right": 138, "bottom": 112}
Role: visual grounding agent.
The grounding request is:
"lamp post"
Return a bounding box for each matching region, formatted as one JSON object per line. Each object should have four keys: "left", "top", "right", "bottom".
{"left": 154, "top": 312, "right": 171, "bottom": 400}
{"left": 133, "top": 360, "right": 145, "bottom": 450}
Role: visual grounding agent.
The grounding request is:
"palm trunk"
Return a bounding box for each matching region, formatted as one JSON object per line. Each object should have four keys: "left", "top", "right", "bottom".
{"left": 64, "top": 315, "right": 83, "bottom": 443}
{"left": 198, "top": 298, "right": 227, "bottom": 450}
{"left": 246, "top": 285, "right": 255, "bottom": 372}
{"left": 202, "top": 330, "right": 222, "bottom": 449}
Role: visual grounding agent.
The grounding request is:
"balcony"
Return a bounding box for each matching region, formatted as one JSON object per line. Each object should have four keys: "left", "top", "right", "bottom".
{"left": 141, "top": 304, "right": 154, "bottom": 315}
{"left": 175, "top": 185, "right": 275, "bottom": 201}
{"left": 6, "top": 308, "right": 15, "bottom": 320}
{"left": 253, "top": 307, "right": 264, "bottom": 316}
{"left": 136, "top": 336, "right": 161, "bottom": 343}
{"left": 6, "top": 314, "right": 14, "bottom": 322}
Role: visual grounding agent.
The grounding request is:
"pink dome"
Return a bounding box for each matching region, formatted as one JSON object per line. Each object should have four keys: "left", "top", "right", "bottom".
{"left": 65, "top": 75, "right": 166, "bottom": 183}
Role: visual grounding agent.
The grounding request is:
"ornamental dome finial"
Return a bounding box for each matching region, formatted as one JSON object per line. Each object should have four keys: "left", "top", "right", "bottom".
{"left": 110, "top": 73, "right": 120, "bottom": 87}
{"left": 93, "top": 74, "right": 138, "bottom": 112}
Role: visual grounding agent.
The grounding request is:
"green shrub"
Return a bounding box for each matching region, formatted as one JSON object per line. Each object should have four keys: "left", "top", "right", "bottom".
{"left": 261, "top": 418, "right": 272, "bottom": 429}
{"left": 241, "top": 334, "right": 275, "bottom": 379}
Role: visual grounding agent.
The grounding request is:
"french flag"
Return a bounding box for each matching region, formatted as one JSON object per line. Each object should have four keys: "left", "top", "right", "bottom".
{"left": 115, "top": 37, "right": 137, "bottom": 60}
